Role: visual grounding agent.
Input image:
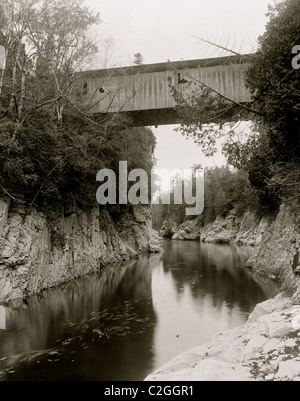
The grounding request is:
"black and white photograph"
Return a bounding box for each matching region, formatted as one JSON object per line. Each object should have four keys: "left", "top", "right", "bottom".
{"left": 0, "top": 0, "right": 300, "bottom": 384}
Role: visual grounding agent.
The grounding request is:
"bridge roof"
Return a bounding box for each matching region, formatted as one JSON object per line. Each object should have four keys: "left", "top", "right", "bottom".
{"left": 80, "top": 54, "right": 252, "bottom": 78}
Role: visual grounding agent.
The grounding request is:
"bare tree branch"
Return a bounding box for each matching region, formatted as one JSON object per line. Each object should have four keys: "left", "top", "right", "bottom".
{"left": 191, "top": 35, "right": 249, "bottom": 59}
{"left": 182, "top": 72, "right": 264, "bottom": 117}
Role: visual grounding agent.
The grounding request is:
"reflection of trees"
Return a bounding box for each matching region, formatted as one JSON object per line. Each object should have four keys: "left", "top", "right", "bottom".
{"left": 0, "top": 242, "right": 280, "bottom": 380}
{"left": 73, "top": 257, "right": 157, "bottom": 381}
{"left": 161, "top": 241, "right": 277, "bottom": 313}
{"left": 110, "top": 256, "right": 153, "bottom": 304}
{"left": 0, "top": 258, "right": 157, "bottom": 380}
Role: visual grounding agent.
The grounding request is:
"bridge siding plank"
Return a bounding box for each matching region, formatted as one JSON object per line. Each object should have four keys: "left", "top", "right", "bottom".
{"left": 79, "top": 60, "right": 251, "bottom": 116}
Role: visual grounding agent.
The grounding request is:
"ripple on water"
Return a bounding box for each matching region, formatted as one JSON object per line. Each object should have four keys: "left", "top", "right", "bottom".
{"left": 0, "top": 298, "right": 154, "bottom": 379}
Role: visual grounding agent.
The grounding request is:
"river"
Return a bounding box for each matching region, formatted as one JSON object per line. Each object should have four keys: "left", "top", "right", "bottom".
{"left": 0, "top": 240, "right": 279, "bottom": 381}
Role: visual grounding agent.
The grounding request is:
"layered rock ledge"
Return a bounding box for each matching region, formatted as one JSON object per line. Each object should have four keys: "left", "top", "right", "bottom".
{"left": 0, "top": 198, "right": 161, "bottom": 302}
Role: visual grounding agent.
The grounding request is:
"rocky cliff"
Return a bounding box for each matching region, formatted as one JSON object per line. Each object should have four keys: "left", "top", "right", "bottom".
{"left": 162, "top": 210, "right": 268, "bottom": 246}
{"left": 161, "top": 205, "right": 300, "bottom": 289}
{"left": 147, "top": 205, "right": 300, "bottom": 382}
{"left": 0, "top": 198, "right": 161, "bottom": 302}
{"left": 202, "top": 205, "right": 300, "bottom": 289}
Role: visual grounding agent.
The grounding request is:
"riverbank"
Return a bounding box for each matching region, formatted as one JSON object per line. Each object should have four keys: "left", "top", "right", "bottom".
{"left": 145, "top": 289, "right": 300, "bottom": 381}
{"left": 0, "top": 198, "right": 161, "bottom": 303}
{"left": 151, "top": 204, "right": 300, "bottom": 381}
{"left": 0, "top": 240, "right": 274, "bottom": 380}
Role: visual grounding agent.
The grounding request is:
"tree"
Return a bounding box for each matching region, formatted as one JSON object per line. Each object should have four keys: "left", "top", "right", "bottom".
{"left": 151, "top": 166, "right": 261, "bottom": 230}
{"left": 0, "top": 1, "right": 158, "bottom": 212}
{"left": 247, "top": 0, "right": 300, "bottom": 161}
{"left": 98, "top": 36, "right": 117, "bottom": 68}
{"left": 167, "top": 0, "right": 300, "bottom": 211}
{"left": 0, "top": 0, "right": 100, "bottom": 125}
{"left": 245, "top": 0, "right": 300, "bottom": 207}
{"left": 133, "top": 52, "right": 143, "bottom": 66}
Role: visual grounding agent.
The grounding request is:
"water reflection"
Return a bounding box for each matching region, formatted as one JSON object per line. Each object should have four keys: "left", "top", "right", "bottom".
{"left": 151, "top": 241, "right": 279, "bottom": 367}
{"left": 0, "top": 241, "right": 279, "bottom": 381}
{"left": 0, "top": 259, "right": 156, "bottom": 381}
{"left": 161, "top": 241, "right": 269, "bottom": 310}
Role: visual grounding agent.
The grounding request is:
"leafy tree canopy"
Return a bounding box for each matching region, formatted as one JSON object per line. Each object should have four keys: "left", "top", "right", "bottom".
{"left": 0, "top": 1, "right": 157, "bottom": 214}
{"left": 247, "top": 0, "right": 300, "bottom": 161}
{"left": 168, "top": 0, "right": 300, "bottom": 211}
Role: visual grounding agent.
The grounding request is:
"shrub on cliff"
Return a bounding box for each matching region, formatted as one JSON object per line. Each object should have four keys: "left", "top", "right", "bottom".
{"left": 166, "top": 0, "right": 300, "bottom": 212}
{"left": 203, "top": 167, "right": 262, "bottom": 222}
{"left": 247, "top": 0, "right": 300, "bottom": 160}
{"left": 0, "top": 0, "right": 157, "bottom": 213}
{"left": 151, "top": 166, "right": 261, "bottom": 231}
{"left": 245, "top": 0, "right": 300, "bottom": 207}
{"left": 0, "top": 113, "right": 156, "bottom": 210}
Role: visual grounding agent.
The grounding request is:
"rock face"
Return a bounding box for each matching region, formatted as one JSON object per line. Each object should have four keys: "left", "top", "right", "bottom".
{"left": 169, "top": 210, "right": 265, "bottom": 245}
{"left": 145, "top": 292, "right": 300, "bottom": 381}
{"left": 165, "top": 204, "right": 300, "bottom": 289}
{"left": 200, "top": 212, "right": 241, "bottom": 244}
{"left": 146, "top": 204, "right": 300, "bottom": 381}
{"left": 159, "top": 219, "right": 179, "bottom": 238}
{"left": 172, "top": 218, "right": 201, "bottom": 241}
{"left": 246, "top": 205, "right": 300, "bottom": 288}
{"left": 0, "top": 198, "right": 161, "bottom": 302}
{"left": 200, "top": 210, "right": 270, "bottom": 246}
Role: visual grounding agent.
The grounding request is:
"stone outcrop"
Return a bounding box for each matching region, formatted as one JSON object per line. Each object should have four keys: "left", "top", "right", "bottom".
{"left": 159, "top": 218, "right": 179, "bottom": 238}
{"left": 168, "top": 210, "right": 264, "bottom": 245}
{"left": 172, "top": 218, "right": 201, "bottom": 241}
{"left": 164, "top": 205, "right": 300, "bottom": 289}
{"left": 0, "top": 198, "right": 161, "bottom": 302}
{"left": 190, "top": 210, "right": 270, "bottom": 247}
{"left": 246, "top": 205, "right": 300, "bottom": 288}
{"left": 145, "top": 291, "right": 300, "bottom": 381}
{"left": 164, "top": 205, "right": 272, "bottom": 246}
{"left": 200, "top": 211, "right": 241, "bottom": 244}
{"left": 147, "top": 204, "right": 300, "bottom": 381}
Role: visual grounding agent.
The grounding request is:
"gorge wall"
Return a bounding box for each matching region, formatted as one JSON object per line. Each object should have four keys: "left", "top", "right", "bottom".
{"left": 160, "top": 205, "right": 300, "bottom": 290}
{"left": 0, "top": 197, "right": 160, "bottom": 303}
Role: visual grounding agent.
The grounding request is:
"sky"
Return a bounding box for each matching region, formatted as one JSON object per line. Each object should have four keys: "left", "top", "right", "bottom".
{"left": 87, "top": 0, "right": 272, "bottom": 171}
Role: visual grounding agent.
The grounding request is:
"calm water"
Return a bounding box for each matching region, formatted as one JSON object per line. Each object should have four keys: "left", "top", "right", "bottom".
{"left": 0, "top": 240, "right": 279, "bottom": 381}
